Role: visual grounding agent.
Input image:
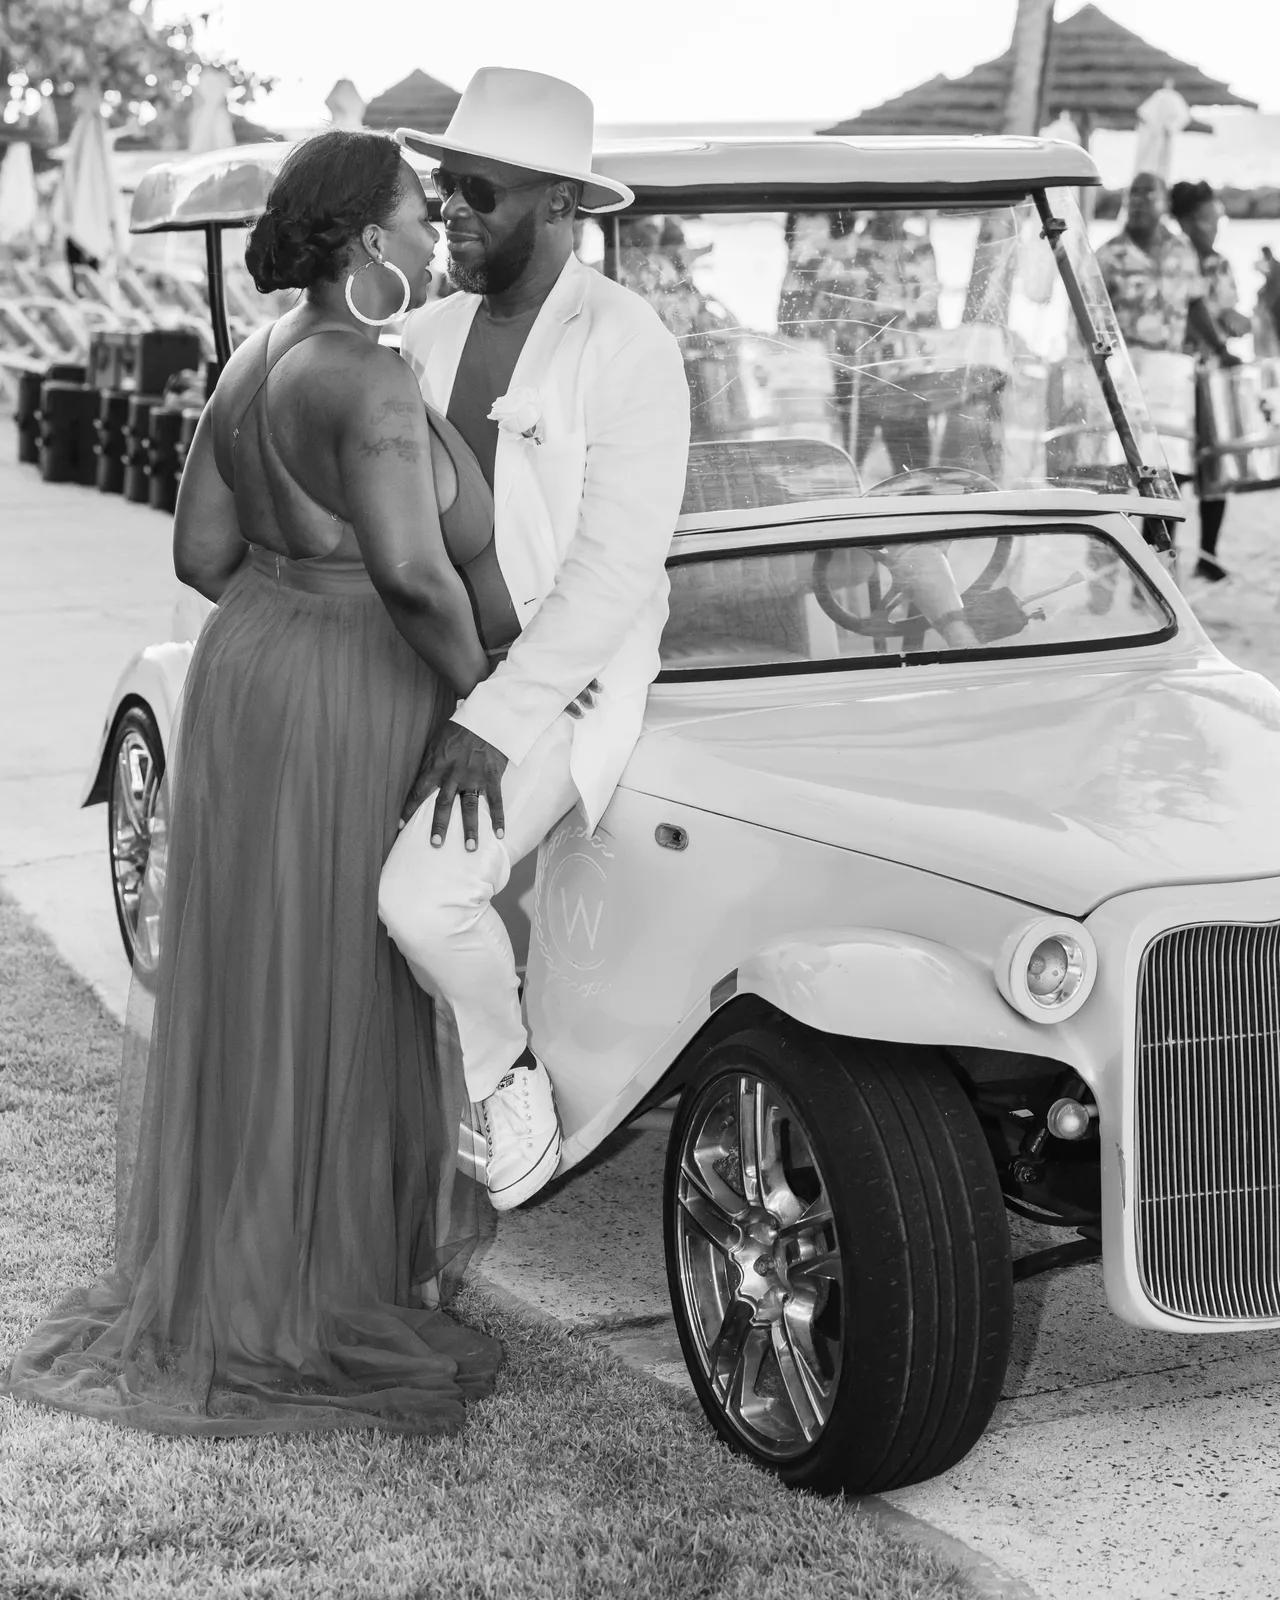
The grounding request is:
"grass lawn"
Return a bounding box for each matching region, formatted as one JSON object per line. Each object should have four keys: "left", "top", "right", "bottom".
{"left": 0, "top": 893, "right": 973, "bottom": 1599}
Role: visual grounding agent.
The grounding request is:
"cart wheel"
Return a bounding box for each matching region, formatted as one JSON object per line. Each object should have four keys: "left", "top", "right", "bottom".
{"left": 664, "top": 1020, "right": 1012, "bottom": 1494}
{"left": 107, "top": 705, "right": 164, "bottom": 980}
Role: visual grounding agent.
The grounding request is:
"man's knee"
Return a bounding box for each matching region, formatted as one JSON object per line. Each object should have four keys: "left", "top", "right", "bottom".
{"left": 378, "top": 835, "right": 500, "bottom": 959}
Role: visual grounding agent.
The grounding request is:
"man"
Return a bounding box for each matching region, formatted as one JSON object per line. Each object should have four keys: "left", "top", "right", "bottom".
{"left": 1095, "top": 172, "right": 1236, "bottom": 588}
{"left": 1096, "top": 172, "right": 1223, "bottom": 359}
{"left": 378, "top": 68, "right": 691, "bottom": 1211}
{"left": 845, "top": 211, "right": 939, "bottom": 479}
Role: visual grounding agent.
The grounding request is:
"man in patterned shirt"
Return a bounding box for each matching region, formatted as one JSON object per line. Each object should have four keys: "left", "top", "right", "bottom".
{"left": 1096, "top": 174, "right": 1237, "bottom": 585}
{"left": 1087, "top": 175, "right": 1211, "bottom": 600}
{"left": 1096, "top": 172, "right": 1226, "bottom": 355}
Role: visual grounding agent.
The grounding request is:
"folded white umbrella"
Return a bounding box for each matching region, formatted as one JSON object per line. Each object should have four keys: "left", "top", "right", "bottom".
{"left": 186, "top": 67, "right": 235, "bottom": 155}
{"left": 1133, "top": 82, "right": 1192, "bottom": 184}
{"left": 53, "top": 95, "right": 128, "bottom": 265}
{"left": 0, "top": 140, "right": 38, "bottom": 244}
{"left": 325, "top": 78, "right": 367, "bottom": 131}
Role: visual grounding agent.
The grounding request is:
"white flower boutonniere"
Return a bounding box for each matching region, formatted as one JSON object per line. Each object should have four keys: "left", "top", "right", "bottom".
{"left": 487, "top": 388, "right": 545, "bottom": 445}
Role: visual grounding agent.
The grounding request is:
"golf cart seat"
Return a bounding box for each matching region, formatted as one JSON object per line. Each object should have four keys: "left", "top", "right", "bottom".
{"left": 680, "top": 435, "right": 861, "bottom": 517}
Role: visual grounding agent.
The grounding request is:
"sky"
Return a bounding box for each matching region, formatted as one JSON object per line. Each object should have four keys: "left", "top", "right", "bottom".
{"left": 186, "top": 0, "right": 1280, "bottom": 132}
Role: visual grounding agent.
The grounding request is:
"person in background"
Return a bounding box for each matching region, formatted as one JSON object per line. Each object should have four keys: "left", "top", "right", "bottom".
{"left": 1097, "top": 173, "right": 1237, "bottom": 582}
{"left": 803, "top": 210, "right": 939, "bottom": 479}
{"left": 1171, "top": 180, "right": 1249, "bottom": 582}
{"left": 849, "top": 210, "right": 939, "bottom": 478}
{"left": 1255, "top": 245, "right": 1280, "bottom": 359}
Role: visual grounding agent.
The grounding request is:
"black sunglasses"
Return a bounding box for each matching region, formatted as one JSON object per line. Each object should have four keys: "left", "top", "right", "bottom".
{"left": 431, "top": 168, "right": 550, "bottom": 215}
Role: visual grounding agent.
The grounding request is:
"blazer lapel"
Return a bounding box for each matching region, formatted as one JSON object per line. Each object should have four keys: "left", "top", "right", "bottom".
{"left": 421, "top": 293, "right": 481, "bottom": 411}
{"left": 492, "top": 255, "right": 590, "bottom": 517}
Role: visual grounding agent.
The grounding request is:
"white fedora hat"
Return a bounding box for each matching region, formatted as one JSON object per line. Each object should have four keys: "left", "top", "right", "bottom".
{"left": 396, "top": 66, "right": 633, "bottom": 215}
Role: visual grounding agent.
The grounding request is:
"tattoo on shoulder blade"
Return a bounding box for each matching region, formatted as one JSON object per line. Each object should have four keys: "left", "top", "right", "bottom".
{"left": 358, "top": 434, "right": 423, "bottom": 462}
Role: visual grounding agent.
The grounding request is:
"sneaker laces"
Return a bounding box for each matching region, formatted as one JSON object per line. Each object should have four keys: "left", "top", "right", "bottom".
{"left": 483, "top": 1070, "right": 534, "bottom": 1157}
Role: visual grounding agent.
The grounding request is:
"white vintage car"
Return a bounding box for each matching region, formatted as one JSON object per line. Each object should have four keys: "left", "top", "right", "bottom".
{"left": 84, "top": 135, "right": 1280, "bottom": 1496}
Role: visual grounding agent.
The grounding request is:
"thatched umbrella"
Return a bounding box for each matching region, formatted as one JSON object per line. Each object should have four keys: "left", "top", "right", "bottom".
{"left": 362, "top": 70, "right": 460, "bottom": 135}
{"left": 819, "top": 3, "right": 1256, "bottom": 145}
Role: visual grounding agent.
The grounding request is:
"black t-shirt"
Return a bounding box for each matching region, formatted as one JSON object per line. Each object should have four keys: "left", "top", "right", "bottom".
{"left": 446, "top": 302, "right": 542, "bottom": 489}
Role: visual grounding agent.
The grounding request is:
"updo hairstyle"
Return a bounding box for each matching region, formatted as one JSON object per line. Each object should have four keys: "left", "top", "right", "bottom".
{"left": 245, "top": 130, "right": 406, "bottom": 294}
{"left": 1169, "top": 179, "right": 1216, "bottom": 223}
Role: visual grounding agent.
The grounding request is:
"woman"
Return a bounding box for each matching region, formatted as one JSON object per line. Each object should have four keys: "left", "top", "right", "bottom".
{"left": 2, "top": 131, "right": 514, "bottom": 1435}
{"left": 1171, "top": 179, "right": 1250, "bottom": 583}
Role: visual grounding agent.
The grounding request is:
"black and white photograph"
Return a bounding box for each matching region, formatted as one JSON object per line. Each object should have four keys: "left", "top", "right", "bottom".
{"left": 2, "top": 1, "right": 1280, "bottom": 1594}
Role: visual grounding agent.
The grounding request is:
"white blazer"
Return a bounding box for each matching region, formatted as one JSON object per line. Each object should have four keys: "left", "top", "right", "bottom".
{"left": 400, "top": 253, "right": 690, "bottom": 832}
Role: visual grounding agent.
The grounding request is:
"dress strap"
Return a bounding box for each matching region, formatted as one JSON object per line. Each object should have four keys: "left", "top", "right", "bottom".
{"left": 231, "top": 321, "right": 363, "bottom": 446}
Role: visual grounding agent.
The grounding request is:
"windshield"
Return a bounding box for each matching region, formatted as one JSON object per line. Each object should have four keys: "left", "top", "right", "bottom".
{"left": 659, "top": 527, "right": 1174, "bottom": 677}
{"left": 581, "top": 192, "right": 1177, "bottom": 516}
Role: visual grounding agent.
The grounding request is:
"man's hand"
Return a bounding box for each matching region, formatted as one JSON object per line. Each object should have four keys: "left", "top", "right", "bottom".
{"left": 402, "top": 724, "right": 508, "bottom": 850}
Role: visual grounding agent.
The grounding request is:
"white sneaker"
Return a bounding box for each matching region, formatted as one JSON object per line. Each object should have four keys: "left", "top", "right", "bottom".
{"left": 478, "top": 1058, "right": 563, "bottom": 1212}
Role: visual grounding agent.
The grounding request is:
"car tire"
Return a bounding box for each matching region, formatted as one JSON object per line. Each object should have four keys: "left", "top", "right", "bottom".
{"left": 664, "top": 1019, "right": 1013, "bottom": 1495}
{"left": 107, "top": 704, "right": 165, "bottom": 981}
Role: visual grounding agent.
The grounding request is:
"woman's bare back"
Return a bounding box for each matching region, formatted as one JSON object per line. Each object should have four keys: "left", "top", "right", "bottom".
{"left": 210, "top": 314, "right": 459, "bottom": 564}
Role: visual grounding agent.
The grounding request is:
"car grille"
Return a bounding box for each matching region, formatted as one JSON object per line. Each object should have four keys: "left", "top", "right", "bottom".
{"left": 1135, "top": 922, "right": 1280, "bottom": 1321}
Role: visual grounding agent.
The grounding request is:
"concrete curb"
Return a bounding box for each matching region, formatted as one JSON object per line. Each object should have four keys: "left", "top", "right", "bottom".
{"left": 474, "top": 1271, "right": 1040, "bottom": 1600}
{"left": 865, "top": 1501, "right": 1041, "bottom": 1600}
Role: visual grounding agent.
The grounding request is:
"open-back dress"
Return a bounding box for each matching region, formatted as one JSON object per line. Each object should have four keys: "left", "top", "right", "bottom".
{"left": 3, "top": 323, "right": 504, "bottom": 1435}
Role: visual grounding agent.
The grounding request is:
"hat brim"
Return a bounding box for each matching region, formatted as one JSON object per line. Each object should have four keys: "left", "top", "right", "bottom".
{"left": 395, "top": 127, "right": 633, "bottom": 214}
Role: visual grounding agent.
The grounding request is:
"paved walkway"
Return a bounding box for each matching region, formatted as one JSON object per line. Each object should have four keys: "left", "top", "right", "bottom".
{"left": 4, "top": 428, "right": 1280, "bottom": 1599}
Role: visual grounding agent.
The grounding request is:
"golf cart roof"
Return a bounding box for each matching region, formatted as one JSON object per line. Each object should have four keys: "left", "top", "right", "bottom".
{"left": 128, "top": 133, "right": 1100, "bottom": 234}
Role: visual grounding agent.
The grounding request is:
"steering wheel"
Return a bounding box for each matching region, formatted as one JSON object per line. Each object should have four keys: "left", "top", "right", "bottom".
{"left": 812, "top": 531, "right": 1015, "bottom": 642}
{"left": 864, "top": 465, "right": 1000, "bottom": 497}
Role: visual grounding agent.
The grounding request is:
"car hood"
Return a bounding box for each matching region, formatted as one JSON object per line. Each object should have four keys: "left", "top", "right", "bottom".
{"left": 625, "top": 657, "right": 1280, "bottom": 916}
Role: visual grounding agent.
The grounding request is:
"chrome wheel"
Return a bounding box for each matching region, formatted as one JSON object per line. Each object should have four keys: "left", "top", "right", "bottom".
{"left": 672, "top": 1070, "right": 842, "bottom": 1460}
{"left": 108, "top": 714, "right": 163, "bottom": 973}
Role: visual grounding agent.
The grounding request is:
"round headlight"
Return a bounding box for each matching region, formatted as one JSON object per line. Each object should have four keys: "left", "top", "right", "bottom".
{"left": 995, "top": 919, "right": 1097, "bottom": 1023}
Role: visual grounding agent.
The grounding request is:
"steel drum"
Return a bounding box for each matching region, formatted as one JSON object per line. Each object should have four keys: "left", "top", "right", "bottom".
{"left": 1129, "top": 348, "right": 1197, "bottom": 478}
{"left": 864, "top": 323, "right": 1010, "bottom": 419}
{"left": 1198, "top": 359, "right": 1280, "bottom": 496}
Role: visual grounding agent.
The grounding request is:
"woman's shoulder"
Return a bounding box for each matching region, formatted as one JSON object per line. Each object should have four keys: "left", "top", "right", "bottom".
{"left": 272, "top": 324, "right": 420, "bottom": 417}
{"left": 317, "top": 338, "right": 423, "bottom": 430}
{"left": 210, "top": 323, "right": 269, "bottom": 396}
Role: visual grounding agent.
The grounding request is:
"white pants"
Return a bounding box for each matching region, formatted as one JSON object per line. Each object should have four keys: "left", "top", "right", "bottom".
{"left": 377, "top": 715, "right": 579, "bottom": 1102}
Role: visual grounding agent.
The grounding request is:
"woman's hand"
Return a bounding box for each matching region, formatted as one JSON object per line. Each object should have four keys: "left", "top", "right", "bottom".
{"left": 564, "top": 678, "right": 601, "bottom": 719}
{"left": 335, "top": 348, "right": 490, "bottom": 697}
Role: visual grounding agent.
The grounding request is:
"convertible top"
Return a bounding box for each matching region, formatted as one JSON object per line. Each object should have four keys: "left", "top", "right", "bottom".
{"left": 129, "top": 133, "right": 1100, "bottom": 234}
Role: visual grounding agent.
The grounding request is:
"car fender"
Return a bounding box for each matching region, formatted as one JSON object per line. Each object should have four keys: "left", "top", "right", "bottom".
{"left": 80, "top": 640, "right": 194, "bottom": 806}
{"left": 733, "top": 924, "right": 1084, "bottom": 1058}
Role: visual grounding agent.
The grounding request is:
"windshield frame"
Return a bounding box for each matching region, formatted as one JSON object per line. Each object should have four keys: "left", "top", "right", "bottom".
{"left": 655, "top": 521, "right": 1179, "bottom": 684}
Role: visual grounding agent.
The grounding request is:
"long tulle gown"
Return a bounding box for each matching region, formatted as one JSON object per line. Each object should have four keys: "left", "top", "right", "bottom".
{"left": 3, "top": 476, "right": 502, "bottom": 1434}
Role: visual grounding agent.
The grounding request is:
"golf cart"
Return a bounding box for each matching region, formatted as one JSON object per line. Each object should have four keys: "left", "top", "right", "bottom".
{"left": 83, "top": 132, "right": 1280, "bottom": 1495}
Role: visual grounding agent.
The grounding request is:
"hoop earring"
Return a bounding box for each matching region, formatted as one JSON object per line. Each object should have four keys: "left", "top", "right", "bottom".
{"left": 344, "top": 257, "right": 411, "bottom": 327}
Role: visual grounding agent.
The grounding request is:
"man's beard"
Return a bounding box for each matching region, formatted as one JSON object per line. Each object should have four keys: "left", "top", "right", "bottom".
{"left": 449, "top": 210, "right": 539, "bottom": 295}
